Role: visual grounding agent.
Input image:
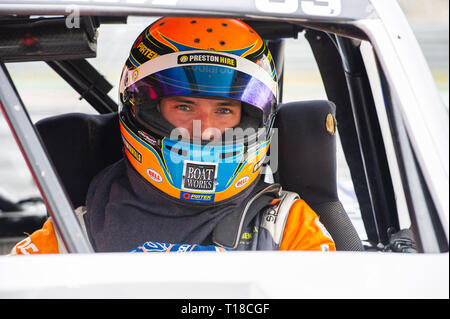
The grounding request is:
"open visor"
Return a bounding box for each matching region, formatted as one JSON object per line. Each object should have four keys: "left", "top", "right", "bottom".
{"left": 122, "top": 51, "right": 278, "bottom": 123}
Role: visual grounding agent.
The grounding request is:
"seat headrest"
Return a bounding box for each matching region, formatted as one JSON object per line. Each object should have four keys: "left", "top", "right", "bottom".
{"left": 274, "top": 100, "right": 338, "bottom": 206}
{"left": 36, "top": 112, "right": 122, "bottom": 208}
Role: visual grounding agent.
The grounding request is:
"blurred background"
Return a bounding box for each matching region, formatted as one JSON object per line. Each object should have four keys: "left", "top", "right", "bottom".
{"left": 0, "top": 0, "right": 448, "bottom": 243}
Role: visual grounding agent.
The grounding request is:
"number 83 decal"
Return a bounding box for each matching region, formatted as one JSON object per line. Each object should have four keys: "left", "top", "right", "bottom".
{"left": 255, "top": 0, "right": 342, "bottom": 16}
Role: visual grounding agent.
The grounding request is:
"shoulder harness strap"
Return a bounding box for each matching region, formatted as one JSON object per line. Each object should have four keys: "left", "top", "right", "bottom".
{"left": 260, "top": 190, "right": 300, "bottom": 247}
{"left": 212, "top": 182, "right": 283, "bottom": 249}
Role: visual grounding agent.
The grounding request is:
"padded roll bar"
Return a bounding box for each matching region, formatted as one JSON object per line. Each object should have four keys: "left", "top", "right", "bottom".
{"left": 0, "top": 63, "right": 94, "bottom": 253}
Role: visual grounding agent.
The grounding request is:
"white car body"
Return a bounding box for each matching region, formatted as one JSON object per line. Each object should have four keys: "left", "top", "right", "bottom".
{"left": 0, "top": 0, "right": 448, "bottom": 299}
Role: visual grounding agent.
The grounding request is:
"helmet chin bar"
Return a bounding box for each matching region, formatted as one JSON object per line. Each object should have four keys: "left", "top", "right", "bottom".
{"left": 119, "top": 114, "right": 272, "bottom": 204}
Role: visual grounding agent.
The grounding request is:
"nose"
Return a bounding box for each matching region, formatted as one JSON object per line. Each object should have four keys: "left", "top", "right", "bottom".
{"left": 193, "top": 110, "right": 220, "bottom": 140}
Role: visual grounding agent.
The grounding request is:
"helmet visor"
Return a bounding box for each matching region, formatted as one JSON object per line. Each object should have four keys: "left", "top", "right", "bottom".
{"left": 127, "top": 64, "right": 276, "bottom": 121}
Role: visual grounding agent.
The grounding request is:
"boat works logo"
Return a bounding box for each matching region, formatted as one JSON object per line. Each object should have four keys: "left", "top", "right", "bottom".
{"left": 182, "top": 161, "right": 218, "bottom": 192}
{"left": 178, "top": 53, "right": 236, "bottom": 68}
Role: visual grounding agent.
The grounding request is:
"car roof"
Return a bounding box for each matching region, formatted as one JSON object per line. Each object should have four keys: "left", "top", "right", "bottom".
{"left": 0, "top": 0, "right": 377, "bottom": 21}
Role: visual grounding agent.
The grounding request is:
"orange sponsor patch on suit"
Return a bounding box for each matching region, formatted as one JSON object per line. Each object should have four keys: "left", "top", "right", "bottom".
{"left": 9, "top": 219, "right": 59, "bottom": 255}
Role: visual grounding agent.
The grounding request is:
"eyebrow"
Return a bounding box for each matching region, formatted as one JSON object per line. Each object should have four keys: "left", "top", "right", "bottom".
{"left": 171, "top": 97, "right": 241, "bottom": 107}
{"left": 216, "top": 101, "right": 241, "bottom": 107}
{"left": 171, "top": 98, "right": 196, "bottom": 104}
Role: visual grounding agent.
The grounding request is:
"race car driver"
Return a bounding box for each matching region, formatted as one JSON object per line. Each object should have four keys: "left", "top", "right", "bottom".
{"left": 10, "top": 17, "right": 335, "bottom": 254}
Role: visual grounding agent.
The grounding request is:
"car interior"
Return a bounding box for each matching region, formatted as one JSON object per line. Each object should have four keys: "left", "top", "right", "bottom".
{"left": 0, "top": 14, "right": 424, "bottom": 253}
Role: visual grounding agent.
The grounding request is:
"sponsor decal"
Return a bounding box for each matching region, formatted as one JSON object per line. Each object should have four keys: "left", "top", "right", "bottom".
{"left": 178, "top": 53, "right": 237, "bottom": 68}
{"left": 13, "top": 237, "right": 38, "bottom": 255}
{"left": 122, "top": 136, "right": 142, "bottom": 163}
{"left": 182, "top": 161, "right": 218, "bottom": 192}
{"left": 180, "top": 191, "right": 215, "bottom": 202}
{"left": 136, "top": 41, "right": 159, "bottom": 60}
{"left": 138, "top": 130, "right": 158, "bottom": 147}
{"left": 132, "top": 69, "right": 139, "bottom": 82}
{"left": 234, "top": 176, "right": 250, "bottom": 188}
{"left": 263, "top": 207, "right": 279, "bottom": 223}
{"left": 130, "top": 241, "right": 229, "bottom": 253}
{"left": 179, "top": 55, "right": 188, "bottom": 63}
{"left": 147, "top": 168, "right": 163, "bottom": 183}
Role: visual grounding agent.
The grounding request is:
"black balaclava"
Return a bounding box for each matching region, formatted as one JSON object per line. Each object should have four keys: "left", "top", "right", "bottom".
{"left": 84, "top": 158, "right": 259, "bottom": 252}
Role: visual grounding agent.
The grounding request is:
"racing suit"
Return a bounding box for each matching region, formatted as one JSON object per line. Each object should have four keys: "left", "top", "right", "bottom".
{"left": 10, "top": 198, "right": 335, "bottom": 254}
{"left": 10, "top": 158, "right": 335, "bottom": 254}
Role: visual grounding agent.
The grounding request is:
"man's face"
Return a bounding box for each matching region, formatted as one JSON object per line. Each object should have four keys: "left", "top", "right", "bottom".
{"left": 160, "top": 96, "right": 242, "bottom": 140}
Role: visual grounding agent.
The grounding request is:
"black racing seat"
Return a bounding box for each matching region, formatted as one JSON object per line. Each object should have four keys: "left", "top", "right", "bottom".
{"left": 274, "top": 100, "right": 363, "bottom": 251}
{"left": 36, "top": 100, "right": 363, "bottom": 251}
{"left": 36, "top": 112, "right": 122, "bottom": 209}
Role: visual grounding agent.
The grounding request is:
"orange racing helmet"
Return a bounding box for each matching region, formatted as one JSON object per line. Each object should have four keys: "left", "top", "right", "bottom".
{"left": 119, "top": 17, "right": 278, "bottom": 203}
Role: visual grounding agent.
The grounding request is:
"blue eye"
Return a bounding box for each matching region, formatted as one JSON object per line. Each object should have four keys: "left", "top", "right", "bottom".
{"left": 176, "top": 104, "right": 191, "bottom": 111}
{"left": 217, "top": 108, "right": 232, "bottom": 114}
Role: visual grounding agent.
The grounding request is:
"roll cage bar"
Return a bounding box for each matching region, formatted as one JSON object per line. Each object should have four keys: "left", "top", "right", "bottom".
{"left": 0, "top": 0, "right": 448, "bottom": 253}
